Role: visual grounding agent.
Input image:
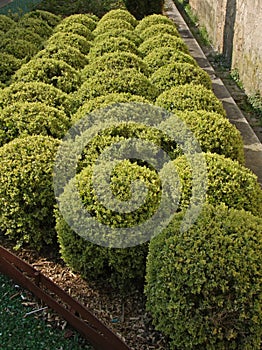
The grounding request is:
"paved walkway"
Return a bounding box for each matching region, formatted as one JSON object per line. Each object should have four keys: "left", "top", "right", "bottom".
{"left": 164, "top": 0, "right": 262, "bottom": 187}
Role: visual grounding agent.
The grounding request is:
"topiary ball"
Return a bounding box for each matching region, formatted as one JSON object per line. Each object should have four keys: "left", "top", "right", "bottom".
{"left": 0, "top": 53, "right": 22, "bottom": 85}
{"left": 0, "top": 38, "right": 39, "bottom": 60}
{"left": 144, "top": 47, "right": 197, "bottom": 73}
{"left": 139, "top": 33, "right": 189, "bottom": 57}
{"left": 12, "top": 58, "right": 82, "bottom": 93}
{"left": 54, "top": 22, "right": 94, "bottom": 41}
{"left": 156, "top": 83, "right": 226, "bottom": 116}
{"left": 0, "top": 15, "right": 15, "bottom": 32}
{"left": 0, "top": 102, "right": 70, "bottom": 146}
{"left": 145, "top": 204, "right": 262, "bottom": 349}
{"left": 98, "top": 9, "right": 138, "bottom": 27}
{"left": 21, "top": 10, "right": 61, "bottom": 27}
{"left": 93, "top": 28, "right": 142, "bottom": 46}
{"left": 135, "top": 14, "right": 175, "bottom": 35}
{"left": 18, "top": 17, "right": 52, "bottom": 39}
{"left": 82, "top": 51, "right": 149, "bottom": 79}
{"left": 58, "top": 14, "right": 97, "bottom": 31}
{"left": 46, "top": 32, "right": 92, "bottom": 55}
{"left": 149, "top": 62, "right": 212, "bottom": 91}
{"left": 93, "top": 19, "right": 134, "bottom": 36}
{"left": 3, "top": 28, "right": 43, "bottom": 47}
{"left": 139, "top": 23, "right": 179, "bottom": 41}
{"left": 0, "top": 135, "right": 60, "bottom": 250}
{"left": 77, "top": 69, "right": 159, "bottom": 104}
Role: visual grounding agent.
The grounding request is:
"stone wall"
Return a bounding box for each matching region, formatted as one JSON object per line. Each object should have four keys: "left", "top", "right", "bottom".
{"left": 189, "top": 0, "right": 262, "bottom": 96}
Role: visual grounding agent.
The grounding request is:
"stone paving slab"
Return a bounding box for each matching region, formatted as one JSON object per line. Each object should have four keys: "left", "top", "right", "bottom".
{"left": 164, "top": 0, "right": 262, "bottom": 187}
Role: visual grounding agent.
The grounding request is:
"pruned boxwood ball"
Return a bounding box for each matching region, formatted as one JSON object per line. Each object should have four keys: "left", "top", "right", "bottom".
{"left": 93, "top": 29, "right": 142, "bottom": 46}
{"left": 58, "top": 14, "right": 97, "bottom": 31}
{"left": 54, "top": 22, "right": 94, "bottom": 41}
{"left": 98, "top": 9, "right": 138, "bottom": 27}
{"left": 20, "top": 10, "right": 61, "bottom": 28}
{"left": 93, "top": 19, "right": 134, "bottom": 36}
{"left": 139, "top": 23, "right": 179, "bottom": 41}
{"left": 18, "top": 17, "right": 52, "bottom": 39}
{"left": 0, "top": 38, "right": 39, "bottom": 60}
{"left": 0, "top": 14, "right": 16, "bottom": 32}
{"left": 135, "top": 14, "right": 175, "bottom": 35}
{"left": 0, "top": 53, "right": 22, "bottom": 85}
{"left": 46, "top": 32, "right": 92, "bottom": 55}
{"left": 3, "top": 28, "right": 43, "bottom": 48}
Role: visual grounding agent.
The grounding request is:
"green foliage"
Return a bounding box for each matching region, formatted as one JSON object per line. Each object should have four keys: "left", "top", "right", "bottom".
{"left": 125, "top": 0, "right": 164, "bottom": 19}
{"left": 93, "top": 18, "right": 134, "bottom": 36}
{"left": 0, "top": 135, "right": 60, "bottom": 250}
{"left": 145, "top": 204, "right": 262, "bottom": 349}
{"left": 149, "top": 62, "right": 212, "bottom": 91}
{"left": 72, "top": 93, "right": 150, "bottom": 122}
{"left": 99, "top": 8, "right": 137, "bottom": 27}
{"left": 0, "top": 82, "right": 73, "bottom": 115}
{"left": 54, "top": 22, "right": 94, "bottom": 41}
{"left": 3, "top": 28, "right": 43, "bottom": 47}
{"left": 18, "top": 17, "right": 52, "bottom": 38}
{"left": 139, "top": 23, "right": 179, "bottom": 41}
{"left": 21, "top": 10, "right": 61, "bottom": 27}
{"left": 36, "top": 46, "right": 89, "bottom": 70}
{"left": 0, "top": 38, "right": 38, "bottom": 60}
{"left": 0, "top": 102, "right": 70, "bottom": 146}
{"left": 169, "top": 110, "right": 245, "bottom": 163}
{"left": 144, "top": 47, "right": 197, "bottom": 73}
{"left": 46, "top": 32, "right": 92, "bottom": 55}
{"left": 139, "top": 33, "right": 189, "bottom": 57}
{"left": 77, "top": 69, "right": 159, "bottom": 104}
{"left": 89, "top": 36, "right": 139, "bottom": 59}
{"left": 93, "top": 28, "right": 142, "bottom": 46}
{"left": 12, "top": 58, "right": 82, "bottom": 93}
{"left": 57, "top": 14, "right": 97, "bottom": 31}
{"left": 0, "top": 53, "right": 22, "bottom": 85}
{"left": 168, "top": 152, "right": 262, "bottom": 215}
{"left": 156, "top": 83, "right": 226, "bottom": 116}
{"left": 82, "top": 51, "right": 150, "bottom": 79}
{"left": 0, "top": 14, "right": 15, "bottom": 32}
{"left": 135, "top": 14, "right": 174, "bottom": 34}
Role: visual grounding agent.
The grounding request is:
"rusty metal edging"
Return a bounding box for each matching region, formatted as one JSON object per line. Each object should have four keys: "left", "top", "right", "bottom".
{"left": 0, "top": 245, "right": 131, "bottom": 350}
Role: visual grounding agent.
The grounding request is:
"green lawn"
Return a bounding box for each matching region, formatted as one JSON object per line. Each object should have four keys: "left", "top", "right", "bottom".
{"left": 0, "top": 273, "right": 93, "bottom": 350}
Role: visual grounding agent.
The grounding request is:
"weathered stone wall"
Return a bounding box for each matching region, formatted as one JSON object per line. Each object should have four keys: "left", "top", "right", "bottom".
{"left": 189, "top": 0, "right": 262, "bottom": 96}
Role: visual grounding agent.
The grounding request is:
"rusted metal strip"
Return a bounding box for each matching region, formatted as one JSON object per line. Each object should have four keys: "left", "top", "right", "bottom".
{"left": 0, "top": 245, "right": 131, "bottom": 350}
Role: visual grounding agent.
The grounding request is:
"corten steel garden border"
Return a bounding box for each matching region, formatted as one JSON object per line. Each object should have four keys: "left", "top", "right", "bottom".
{"left": 0, "top": 245, "right": 131, "bottom": 350}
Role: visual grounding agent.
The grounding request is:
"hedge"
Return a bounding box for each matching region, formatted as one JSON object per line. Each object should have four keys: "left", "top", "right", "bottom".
{"left": 139, "top": 34, "right": 189, "bottom": 57}
{"left": 165, "top": 152, "right": 262, "bottom": 216}
{"left": 72, "top": 93, "right": 151, "bottom": 122}
{"left": 3, "top": 28, "right": 43, "bottom": 48}
{"left": 21, "top": 10, "right": 61, "bottom": 28}
{"left": 143, "top": 47, "right": 197, "bottom": 73}
{"left": 126, "top": 1, "right": 164, "bottom": 20}
{"left": 54, "top": 22, "right": 94, "bottom": 41}
{"left": 0, "top": 102, "right": 70, "bottom": 146}
{"left": 12, "top": 58, "right": 82, "bottom": 93}
{"left": 145, "top": 204, "right": 262, "bottom": 349}
{"left": 0, "top": 14, "right": 15, "bottom": 33}
{"left": 0, "top": 53, "right": 22, "bottom": 85}
{"left": 134, "top": 14, "right": 175, "bottom": 34}
{"left": 0, "top": 82, "right": 73, "bottom": 115}
{"left": 89, "top": 36, "right": 139, "bottom": 59}
{"left": 36, "top": 46, "right": 89, "bottom": 70}
{"left": 82, "top": 52, "right": 150, "bottom": 79}
{"left": 55, "top": 14, "right": 97, "bottom": 31}
{"left": 0, "top": 38, "right": 39, "bottom": 60}
{"left": 156, "top": 84, "right": 226, "bottom": 116}
{"left": 161, "top": 110, "right": 244, "bottom": 164}
{"left": 46, "top": 32, "right": 92, "bottom": 55}
{"left": 149, "top": 62, "right": 212, "bottom": 91}
{"left": 77, "top": 69, "right": 159, "bottom": 104}
{"left": 18, "top": 17, "right": 52, "bottom": 39}
{"left": 98, "top": 9, "right": 137, "bottom": 27}
{"left": 93, "top": 29, "right": 142, "bottom": 46}
{"left": 93, "top": 19, "right": 134, "bottom": 36}
{"left": 0, "top": 135, "right": 60, "bottom": 250}
{"left": 139, "top": 23, "right": 179, "bottom": 41}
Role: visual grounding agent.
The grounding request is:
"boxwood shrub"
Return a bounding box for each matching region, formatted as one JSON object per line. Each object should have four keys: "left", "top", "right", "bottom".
{"left": 3, "top": 28, "right": 43, "bottom": 48}
{"left": 82, "top": 52, "right": 150, "bottom": 79}
{"left": 18, "top": 17, "right": 52, "bottom": 39}
{"left": 21, "top": 10, "right": 61, "bottom": 27}
{"left": 125, "top": 0, "right": 164, "bottom": 19}
{"left": 0, "top": 82, "right": 73, "bottom": 115}
{"left": 0, "top": 135, "right": 60, "bottom": 250}
{"left": 36, "top": 46, "right": 89, "bottom": 70}
{"left": 93, "top": 19, "right": 134, "bottom": 36}
{"left": 46, "top": 32, "right": 92, "bottom": 55}
{"left": 162, "top": 110, "right": 244, "bottom": 163}
{"left": 0, "top": 15, "right": 15, "bottom": 32}
{"left": 0, "top": 53, "right": 22, "bottom": 85}
{"left": 139, "top": 34, "right": 189, "bottom": 57}
{"left": 0, "top": 38, "right": 39, "bottom": 60}
{"left": 93, "top": 29, "right": 142, "bottom": 46}
{"left": 145, "top": 204, "right": 262, "bottom": 349}
{"left": 139, "top": 23, "right": 179, "bottom": 41}
{"left": 156, "top": 84, "right": 226, "bottom": 116}
{"left": 89, "top": 36, "right": 139, "bottom": 59}
{"left": 77, "top": 69, "right": 159, "bottom": 104}
{"left": 72, "top": 93, "right": 150, "bottom": 122}
{"left": 143, "top": 47, "right": 197, "bottom": 73}
{"left": 99, "top": 9, "right": 137, "bottom": 27}
{"left": 58, "top": 14, "right": 97, "bottom": 31}
{"left": 12, "top": 58, "right": 82, "bottom": 93}
{"left": 135, "top": 14, "right": 175, "bottom": 34}
{"left": 166, "top": 152, "right": 262, "bottom": 216}
{"left": 54, "top": 22, "right": 94, "bottom": 41}
{"left": 149, "top": 62, "right": 212, "bottom": 91}
{"left": 0, "top": 102, "right": 70, "bottom": 146}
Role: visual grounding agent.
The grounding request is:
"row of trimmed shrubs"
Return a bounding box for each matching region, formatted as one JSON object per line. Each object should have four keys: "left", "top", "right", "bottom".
{"left": 0, "top": 9, "right": 261, "bottom": 349}
{"left": 0, "top": 10, "right": 61, "bottom": 87}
